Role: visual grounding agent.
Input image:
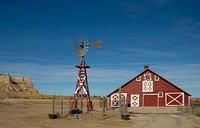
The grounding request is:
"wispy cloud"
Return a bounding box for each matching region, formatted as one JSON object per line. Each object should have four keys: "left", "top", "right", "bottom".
{"left": 154, "top": 64, "right": 200, "bottom": 80}
{"left": 0, "top": 62, "right": 199, "bottom": 96}
{"left": 169, "top": 17, "right": 200, "bottom": 37}
{"left": 0, "top": 63, "right": 74, "bottom": 83}
{"left": 89, "top": 68, "right": 133, "bottom": 83}
{"left": 118, "top": 0, "right": 169, "bottom": 20}
{"left": 119, "top": 1, "right": 148, "bottom": 20}
{"left": 152, "top": 63, "right": 200, "bottom": 94}
{"left": 125, "top": 48, "right": 178, "bottom": 56}
{"left": 0, "top": 62, "right": 133, "bottom": 84}
{"left": 152, "top": 0, "right": 168, "bottom": 5}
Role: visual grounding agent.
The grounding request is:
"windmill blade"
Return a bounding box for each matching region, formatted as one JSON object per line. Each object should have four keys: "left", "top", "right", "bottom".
{"left": 91, "top": 40, "right": 102, "bottom": 48}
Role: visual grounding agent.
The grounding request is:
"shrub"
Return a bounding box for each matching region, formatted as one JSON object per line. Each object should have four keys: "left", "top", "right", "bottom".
{"left": 195, "top": 113, "right": 200, "bottom": 117}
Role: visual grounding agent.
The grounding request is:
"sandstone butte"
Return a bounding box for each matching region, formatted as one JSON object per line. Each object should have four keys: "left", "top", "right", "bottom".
{"left": 0, "top": 73, "right": 39, "bottom": 93}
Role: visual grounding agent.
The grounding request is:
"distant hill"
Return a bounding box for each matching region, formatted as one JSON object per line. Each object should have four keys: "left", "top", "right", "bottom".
{"left": 0, "top": 73, "right": 39, "bottom": 94}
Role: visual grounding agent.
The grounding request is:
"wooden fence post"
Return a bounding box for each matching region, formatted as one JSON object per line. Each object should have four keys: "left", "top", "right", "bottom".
{"left": 119, "top": 86, "right": 122, "bottom": 118}
{"left": 52, "top": 95, "right": 55, "bottom": 114}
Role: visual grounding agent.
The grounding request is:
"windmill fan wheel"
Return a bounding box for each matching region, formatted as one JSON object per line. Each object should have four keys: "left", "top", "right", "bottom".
{"left": 74, "top": 36, "right": 89, "bottom": 57}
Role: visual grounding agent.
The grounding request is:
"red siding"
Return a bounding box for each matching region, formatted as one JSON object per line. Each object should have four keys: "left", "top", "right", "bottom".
{"left": 184, "top": 95, "right": 189, "bottom": 106}
{"left": 107, "top": 69, "right": 191, "bottom": 107}
{"left": 144, "top": 95, "right": 157, "bottom": 106}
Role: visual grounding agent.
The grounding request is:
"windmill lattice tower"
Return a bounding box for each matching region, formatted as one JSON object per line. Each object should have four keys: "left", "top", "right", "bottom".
{"left": 71, "top": 36, "right": 102, "bottom": 113}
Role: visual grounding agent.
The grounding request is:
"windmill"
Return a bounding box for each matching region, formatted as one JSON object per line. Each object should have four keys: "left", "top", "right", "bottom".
{"left": 71, "top": 36, "right": 102, "bottom": 113}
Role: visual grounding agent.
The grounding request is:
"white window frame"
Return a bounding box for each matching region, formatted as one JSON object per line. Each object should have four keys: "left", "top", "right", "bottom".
{"left": 154, "top": 75, "right": 159, "bottom": 81}
{"left": 158, "top": 92, "right": 163, "bottom": 98}
{"left": 136, "top": 76, "right": 141, "bottom": 81}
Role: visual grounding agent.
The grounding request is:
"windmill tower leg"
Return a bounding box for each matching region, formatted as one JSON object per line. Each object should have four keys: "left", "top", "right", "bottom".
{"left": 87, "top": 100, "right": 93, "bottom": 111}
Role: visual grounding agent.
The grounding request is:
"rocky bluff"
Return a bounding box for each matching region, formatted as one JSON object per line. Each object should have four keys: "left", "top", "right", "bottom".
{"left": 0, "top": 73, "right": 39, "bottom": 93}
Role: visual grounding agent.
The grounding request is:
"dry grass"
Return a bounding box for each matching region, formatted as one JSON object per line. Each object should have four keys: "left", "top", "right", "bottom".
{"left": 6, "top": 98, "right": 103, "bottom": 107}
{"left": 0, "top": 100, "right": 199, "bottom": 128}
{"left": 0, "top": 91, "right": 72, "bottom": 99}
{"left": 177, "top": 105, "right": 200, "bottom": 117}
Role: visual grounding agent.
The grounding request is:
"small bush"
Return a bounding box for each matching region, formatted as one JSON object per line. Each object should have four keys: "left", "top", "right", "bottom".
{"left": 195, "top": 113, "right": 200, "bottom": 117}
{"left": 24, "top": 97, "right": 29, "bottom": 99}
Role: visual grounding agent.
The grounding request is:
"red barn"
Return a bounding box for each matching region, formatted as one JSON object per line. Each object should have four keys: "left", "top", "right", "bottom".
{"left": 107, "top": 66, "right": 191, "bottom": 107}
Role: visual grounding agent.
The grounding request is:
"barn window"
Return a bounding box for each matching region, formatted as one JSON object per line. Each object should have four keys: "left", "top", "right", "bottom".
{"left": 158, "top": 92, "right": 163, "bottom": 97}
{"left": 142, "top": 81, "right": 153, "bottom": 92}
{"left": 154, "top": 75, "right": 159, "bottom": 81}
{"left": 136, "top": 76, "right": 141, "bottom": 81}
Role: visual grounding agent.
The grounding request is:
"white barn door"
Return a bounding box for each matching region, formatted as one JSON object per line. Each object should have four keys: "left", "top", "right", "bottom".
{"left": 131, "top": 94, "right": 139, "bottom": 107}
{"left": 111, "top": 93, "right": 127, "bottom": 107}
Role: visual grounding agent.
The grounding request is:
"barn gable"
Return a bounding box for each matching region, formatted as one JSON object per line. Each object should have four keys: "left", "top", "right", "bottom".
{"left": 107, "top": 66, "right": 191, "bottom": 107}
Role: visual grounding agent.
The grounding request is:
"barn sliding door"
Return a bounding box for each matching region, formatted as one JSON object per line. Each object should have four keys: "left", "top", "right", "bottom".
{"left": 165, "top": 92, "right": 184, "bottom": 106}
{"left": 131, "top": 94, "right": 139, "bottom": 107}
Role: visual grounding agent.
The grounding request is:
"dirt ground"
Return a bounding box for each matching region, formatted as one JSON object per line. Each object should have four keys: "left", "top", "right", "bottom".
{"left": 0, "top": 99, "right": 200, "bottom": 128}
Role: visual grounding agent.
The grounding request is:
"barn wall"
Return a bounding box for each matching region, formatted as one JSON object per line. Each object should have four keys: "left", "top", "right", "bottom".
{"left": 153, "top": 77, "right": 179, "bottom": 106}
{"left": 107, "top": 69, "right": 191, "bottom": 107}
{"left": 121, "top": 79, "right": 142, "bottom": 106}
{"left": 184, "top": 94, "right": 189, "bottom": 106}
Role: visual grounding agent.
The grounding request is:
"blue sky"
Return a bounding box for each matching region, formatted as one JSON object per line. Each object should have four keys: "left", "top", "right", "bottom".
{"left": 0, "top": 0, "right": 200, "bottom": 97}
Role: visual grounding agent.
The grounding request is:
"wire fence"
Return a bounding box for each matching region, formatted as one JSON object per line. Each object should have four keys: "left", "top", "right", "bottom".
{"left": 177, "top": 103, "right": 200, "bottom": 117}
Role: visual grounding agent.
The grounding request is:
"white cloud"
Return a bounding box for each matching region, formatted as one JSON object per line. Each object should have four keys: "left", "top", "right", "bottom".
{"left": 125, "top": 48, "right": 178, "bottom": 56}
{"left": 0, "top": 62, "right": 199, "bottom": 96}
{"left": 0, "top": 63, "right": 74, "bottom": 83}
{"left": 153, "top": 64, "right": 199, "bottom": 79}
{"left": 88, "top": 68, "right": 133, "bottom": 83}
{"left": 118, "top": 0, "right": 169, "bottom": 20}
{"left": 119, "top": 1, "right": 148, "bottom": 20}
{"left": 152, "top": 63, "right": 200, "bottom": 92}
{"left": 169, "top": 17, "right": 200, "bottom": 37}
{"left": 1, "top": 62, "right": 199, "bottom": 85}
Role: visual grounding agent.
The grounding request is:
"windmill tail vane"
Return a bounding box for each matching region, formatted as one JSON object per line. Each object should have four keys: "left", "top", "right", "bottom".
{"left": 91, "top": 40, "right": 102, "bottom": 48}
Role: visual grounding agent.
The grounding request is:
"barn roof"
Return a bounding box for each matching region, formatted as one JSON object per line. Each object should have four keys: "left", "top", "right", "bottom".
{"left": 106, "top": 67, "right": 191, "bottom": 97}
